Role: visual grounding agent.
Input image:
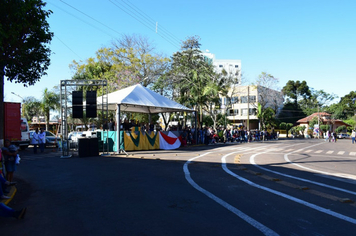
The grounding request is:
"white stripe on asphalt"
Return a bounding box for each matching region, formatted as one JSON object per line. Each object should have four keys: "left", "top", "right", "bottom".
{"left": 184, "top": 152, "right": 279, "bottom": 236}
{"left": 223, "top": 152, "right": 356, "bottom": 225}
{"left": 250, "top": 153, "right": 356, "bottom": 196}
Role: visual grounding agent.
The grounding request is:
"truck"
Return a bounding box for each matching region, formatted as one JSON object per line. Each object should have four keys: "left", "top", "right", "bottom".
{"left": 3, "top": 102, "right": 30, "bottom": 150}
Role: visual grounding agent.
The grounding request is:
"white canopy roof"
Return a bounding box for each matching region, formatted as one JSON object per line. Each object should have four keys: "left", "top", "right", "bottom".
{"left": 97, "top": 84, "right": 194, "bottom": 114}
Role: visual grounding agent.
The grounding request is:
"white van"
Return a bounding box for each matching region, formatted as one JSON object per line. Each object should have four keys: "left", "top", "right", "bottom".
{"left": 18, "top": 118, "right": 30, "bottom": 150}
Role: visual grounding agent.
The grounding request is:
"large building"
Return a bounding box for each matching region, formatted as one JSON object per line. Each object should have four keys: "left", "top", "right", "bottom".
{"left": 220, "top": 85, "right": 284, "bottom": 130}
{"left": 202, "top": 50, "right": 241, "bottom": 84}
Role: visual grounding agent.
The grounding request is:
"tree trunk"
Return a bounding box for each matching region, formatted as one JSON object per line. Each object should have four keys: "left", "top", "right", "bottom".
{"left": 46, "top": 110, "right": 50, "bottom": 131}
{"left": 0, "top": 66, "right": 5, "bottom": 146}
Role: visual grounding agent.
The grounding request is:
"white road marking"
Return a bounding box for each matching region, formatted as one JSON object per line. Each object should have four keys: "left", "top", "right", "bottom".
{"left": 223, "top": 152, "right": 356, "bottom": 225}
{"left": 349, "top": 152, "right": 356, "bottom": 156}
{"left": 326, "top": 151, "right": 334, "bottom": 154}
{"left": 315, "top": 150, "right": 323, "bottom": 153}
{"left": 251, "top": 153, "right": 356, "bottom": 196}
{"left": 338, "top": 151, "right": 345, "bottom": 155}
{"left": 305, "top": 150, "right": 313, "bottom": 153}
{"left": 184, "top": 152, "right": 279, "bottom": 236}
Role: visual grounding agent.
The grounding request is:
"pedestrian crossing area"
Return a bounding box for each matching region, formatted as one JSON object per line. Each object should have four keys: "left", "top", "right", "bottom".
{"left": 268, "top": 148, "right": 356, "bottom": 156}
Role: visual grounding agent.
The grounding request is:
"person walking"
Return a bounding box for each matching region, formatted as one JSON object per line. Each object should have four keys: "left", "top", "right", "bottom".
{"left": 351, "top": 130, "right": 356, "bottom": 144}
{"left": 325, "top": 130, "right": 329, "bottom": 142}
{"left": 39, "top": 128, "right": 46, "bottom": 153}
{"left": 31, "top": 128, "right": 40, "bottom": 154}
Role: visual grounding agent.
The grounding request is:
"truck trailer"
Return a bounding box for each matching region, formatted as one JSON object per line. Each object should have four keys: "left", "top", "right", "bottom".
{"left": 3, "top": 102, "right": 30, "bottom": 150}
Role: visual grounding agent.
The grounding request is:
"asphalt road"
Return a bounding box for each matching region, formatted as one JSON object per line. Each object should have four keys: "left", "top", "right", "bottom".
{"left": 1, "top": 138, "right": 356, "bottom": 235}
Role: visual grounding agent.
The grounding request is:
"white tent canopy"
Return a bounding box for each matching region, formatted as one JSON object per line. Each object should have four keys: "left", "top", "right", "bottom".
{"left": 97, "top": 84, "right": 194, "bottom": 113}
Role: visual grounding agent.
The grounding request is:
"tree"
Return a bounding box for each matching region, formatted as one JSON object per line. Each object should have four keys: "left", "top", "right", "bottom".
{"left": 325, "top": 91, "right": 356, "bottom": 119}
{"left": 70, "top": 34, "right": 170, "bottom": 94}
{"left": 277, "top": 102, "right": 306, "bottom": 125}
{"left": 299, "top": 89, "right": 336, "bottom": 116}
{"left": 279, "top": 122, "right": 294, "bottom": 138}
{"left": 0, "top": 0, "right": 53, "bottom": 143}
{"left": 169, "top": 36, "right": 221, "bottom": 128}
{"left": 41, "top": 88, "right": 60, "bottom": 131}
{"left": 22, "top": 96, "right": 42, "bottom": 122}
{"left": 282, "top": 80, "right": 312, "bottom": 106}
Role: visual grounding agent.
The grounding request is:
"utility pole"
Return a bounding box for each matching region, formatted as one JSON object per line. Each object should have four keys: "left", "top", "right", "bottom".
{"left": 247, "top": 86, "right": 250, "bottom": 130}
{"left": 318, "top": 105, "right": 320, "bottom": 139}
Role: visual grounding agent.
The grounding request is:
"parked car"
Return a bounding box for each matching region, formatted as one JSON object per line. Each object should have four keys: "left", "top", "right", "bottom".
{"left": 338, "top": 133, "right": 350, "bottom": 139}
{"left": 30, "top": 130, "right": 58, "bottom": 147}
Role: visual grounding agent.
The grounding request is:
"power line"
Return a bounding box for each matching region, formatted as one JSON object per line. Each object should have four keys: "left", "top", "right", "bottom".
{"left": 54, "top": 35, "right": 82, "bottom": 60}
{"left": 47, "top": 1, "right": 116, "bottom": 38}
{"left": 120, "top": 0, "right": 181, "bottom": 45}
{"left": 109, "top": 0, "right": 180, "bottom": 49}
{"left": 59, "top": 0, "right": 123, "bottom": 36}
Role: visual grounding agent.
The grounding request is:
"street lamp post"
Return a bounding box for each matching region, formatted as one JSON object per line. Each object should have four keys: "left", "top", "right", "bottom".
{"left": 11, "top": 92, "right": 25, "bottom": 116}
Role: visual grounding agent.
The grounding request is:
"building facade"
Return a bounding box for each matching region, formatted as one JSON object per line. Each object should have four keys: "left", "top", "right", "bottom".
{"left": 202, "top": 50, "right": 241, "bottom": 84}
{"left": 220, "top": 85, "right": 284, "bottom": 130}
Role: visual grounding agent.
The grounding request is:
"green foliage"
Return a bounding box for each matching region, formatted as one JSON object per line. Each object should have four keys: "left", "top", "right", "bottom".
{"left": 279, "top": 122, "right": 294, "bottom": 138}
{"left": 0, "top": 0, "right": 53, "bottom": 86}
{"left": 70, "top": 34, "right": 170, "bottom": 94}
{"left": 41, "top": 88, "right": 60, "bottom": 130}
{"left": 320, "top": 125, "right": 330, "bottom": 132}
{"left": 22, "top": 96, "right": 42, "bottom": 122}
{"left": 257, "top": 105, "right": 277, "bottom": 130}
{"left": 282, "top": 80, "right": 311, "bottom": 105}
{"left": 325, "top": 91, "right": 356, "bottom": 119}
{"left": 336, "top": 125, "right": 346, "bottom": 133}
{"left": 298, "top": 89, "right": 336, "bottom": 116}
{"left": 277, "top": 102, "right": 306, "bottom": 124}
{"left": 0, "top": 0, "right": 53, "bottom": 139}
{"left": 308, "top": 116, "right": 319, "bottom": 128}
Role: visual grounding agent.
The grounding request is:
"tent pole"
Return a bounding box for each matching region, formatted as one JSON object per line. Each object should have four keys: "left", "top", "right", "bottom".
{"left": 116, "top": 104, "right": 120, "bottom": 154}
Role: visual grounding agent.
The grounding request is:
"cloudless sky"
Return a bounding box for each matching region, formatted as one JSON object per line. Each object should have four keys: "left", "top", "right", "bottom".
{"left": 5, "top": 0, "right": 356, "bottom": 106}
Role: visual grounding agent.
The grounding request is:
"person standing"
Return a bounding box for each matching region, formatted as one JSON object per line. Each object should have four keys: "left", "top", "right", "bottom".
{"left": 351, "top": 130, "right": 356, "bottom": 144}
{"left": 1, "top": 139, "right": 18, "bottom": 182}
{"left": 31, "top": 128, "right": 40, "bottom": 154}
{"left": 39, "top": 128, "right": 46, "bottom": 153}
{"left": 333, "top": 132, "right": 337, "bottom": 143}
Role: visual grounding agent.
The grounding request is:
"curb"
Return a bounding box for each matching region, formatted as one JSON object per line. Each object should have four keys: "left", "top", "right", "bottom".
{"left": 1, "top": 186, "right": 17, "bottom": 205}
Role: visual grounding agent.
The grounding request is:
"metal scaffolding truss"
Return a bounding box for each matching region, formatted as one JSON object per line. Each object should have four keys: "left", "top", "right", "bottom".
{"left": 60, "top": 80, "right": 108, "bottom": 158}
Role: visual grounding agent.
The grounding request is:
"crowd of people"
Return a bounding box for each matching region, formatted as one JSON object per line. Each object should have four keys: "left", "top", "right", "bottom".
{"left": 0, "top": 139, "right": 27, "bottom": 219}
{"left": 173, "top": 125, "right": 279, "bottom": 146}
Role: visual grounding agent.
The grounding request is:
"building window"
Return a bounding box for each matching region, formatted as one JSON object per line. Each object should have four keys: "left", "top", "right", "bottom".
{"left": 231, "top": 96, "right": 239, "bottom": 104}
{"left": 235, "top": 65, "right": 239, "bottom": 68}
{"left": 249, "top": 95, "right": 256, "bottom": 103}
{"left": 249, "top": 108, "right": 257, "bottom": 115}
{"left": 219, "top": 65, "right": 223, "bottom": 68}
{"left": 240, "top": 96, "right": 248, "bottom": 103}
{"left": 241, "top": 108, "right": 248, "bottom": 116}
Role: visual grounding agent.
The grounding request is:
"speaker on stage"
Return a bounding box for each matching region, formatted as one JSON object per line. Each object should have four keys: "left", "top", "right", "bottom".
{"left": 72, "top": 91, "right": 83, "bottom": 118}
{"left": 86, "top": 91, "right": 97, "bottom": 118}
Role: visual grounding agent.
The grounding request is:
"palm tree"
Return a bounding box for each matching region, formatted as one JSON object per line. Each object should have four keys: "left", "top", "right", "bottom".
{"left": 41, "top": 88, "right": 60, "bottom": 131}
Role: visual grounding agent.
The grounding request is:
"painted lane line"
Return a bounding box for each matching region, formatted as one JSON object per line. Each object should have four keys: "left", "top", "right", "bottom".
{"left": 183, "top": 152, "right": 279, "bottom": 236}
{"left": 326, "top": 151, "right": 334, "bottom": 154}
{"left": 277, "top": 143, "right": 356, "bottom": 195}
{"left": 305, "top": 150, "right": 313, "bottom": 153}
{"left": 315, "top": 150, "right": 323, "bottom": 153}
{"left": 349, "top": 152, "right": 356, "bottom": 156}
{"left": 251, "top": 153, "right": 356, "bottom": 196}
{"left": 338, "top": 151, "right": 345, "bottom": 155}
{"left": 223, "top": 152, "right": 356, "bottom": 225}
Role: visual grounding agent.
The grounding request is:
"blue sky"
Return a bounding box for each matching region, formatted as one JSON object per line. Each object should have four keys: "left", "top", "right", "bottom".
{"left": 5, "top": 0, "right": 356, "bottom": 105}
